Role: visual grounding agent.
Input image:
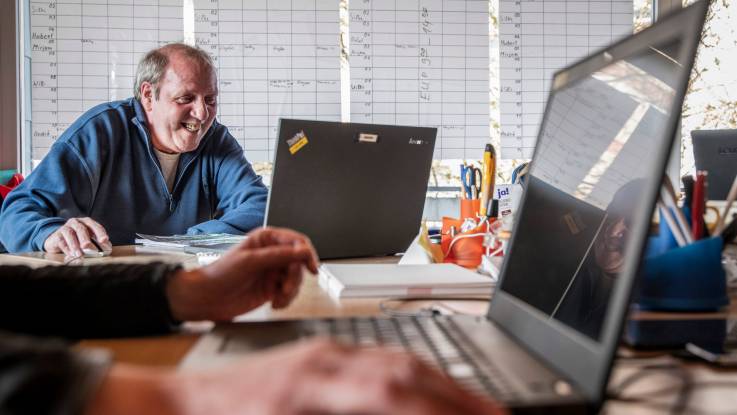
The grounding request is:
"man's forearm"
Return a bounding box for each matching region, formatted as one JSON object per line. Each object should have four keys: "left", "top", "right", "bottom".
{"left": 0, "top": 264, "right": 181, "bottom": 338}
{"left": 0, "top": 208, "right": 65, "bottom": 253}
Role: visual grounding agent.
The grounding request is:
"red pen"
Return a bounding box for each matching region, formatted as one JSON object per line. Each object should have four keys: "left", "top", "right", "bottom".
{"left": 691, "top": 170, "right": 707, "bottom": 240}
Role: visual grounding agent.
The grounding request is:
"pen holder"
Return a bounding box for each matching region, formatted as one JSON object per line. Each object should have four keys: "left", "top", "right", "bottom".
{"left": 440, "top": 217, "right": 485, "bottom": 269}
{"left": 636, "top": 236, "right": 728, "bottom": 311}
{"left": 445, "top": 226, "right": 486, "bottom": 269}
{"left": 440, "top": 217, "right": 460, "bottom": 255}
{"left": 460, "top": 198, "right": 481, "bottom": 220}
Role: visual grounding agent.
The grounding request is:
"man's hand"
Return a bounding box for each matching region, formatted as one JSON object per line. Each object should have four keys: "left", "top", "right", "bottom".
{"left": 197, "top": 338, "right": 506, "bottom": 415}
{"left": 165, "top": 227, "right": 319, "bottom": 321}
{"left": 86, "top": 338, "right": 506, "bottom": 415}
{"left": 43, "top": 217, "right": 112, "bottom": 257}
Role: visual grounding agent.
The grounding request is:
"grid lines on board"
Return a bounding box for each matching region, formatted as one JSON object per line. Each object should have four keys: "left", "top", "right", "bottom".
{"left": 499, "top": 0, "right": 633, "bottom": 159}
{"left": 194, "top": 0, "right": 341, "bottom": 163}
{"left": 349, "top": 0, "right": 490, "bottom": 159}
{"left": 30, "top": 0, "right": 183, "bottom": 163}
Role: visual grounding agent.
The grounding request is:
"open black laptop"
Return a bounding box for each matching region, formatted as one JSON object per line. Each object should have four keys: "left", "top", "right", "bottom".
{"left": 692, "top": 129, "right": 737, "bottom": 200}
{"left": 182, "top": 2, "right": 707, "bottom": 413}
{"left": 265, "top": 119, "right": 436, "bottom": 259}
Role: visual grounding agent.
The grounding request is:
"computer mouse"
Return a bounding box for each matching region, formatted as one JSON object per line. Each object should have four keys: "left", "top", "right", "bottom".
{"left": 82, "top": 247, "right": 111, "bottom": 257}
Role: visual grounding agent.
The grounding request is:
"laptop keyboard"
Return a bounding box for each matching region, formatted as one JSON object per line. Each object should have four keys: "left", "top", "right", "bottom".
{"left": 305, "top": 316, "right": 519, "bottom": 401}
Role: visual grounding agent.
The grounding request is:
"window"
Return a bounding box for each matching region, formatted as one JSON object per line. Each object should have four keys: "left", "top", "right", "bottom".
{"left": 22, "top": 0, "right": 735, "bottom": 183}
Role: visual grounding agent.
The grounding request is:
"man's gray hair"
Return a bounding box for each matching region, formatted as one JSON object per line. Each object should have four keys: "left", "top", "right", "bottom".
{"left": 133, "top": 43, "right": 215, "bottom": 100}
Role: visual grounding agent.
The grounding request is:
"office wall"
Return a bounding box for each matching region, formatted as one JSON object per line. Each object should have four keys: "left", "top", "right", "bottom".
{"left": 0, "top": 0, "right": 19, "bottom": 170}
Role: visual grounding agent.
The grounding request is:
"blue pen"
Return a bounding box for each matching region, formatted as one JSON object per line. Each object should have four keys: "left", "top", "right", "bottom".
{"left": 460, "top": 165, "right": 467, "bottom": 199}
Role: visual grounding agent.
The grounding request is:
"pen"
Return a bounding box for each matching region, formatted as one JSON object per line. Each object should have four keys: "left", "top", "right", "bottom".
{"left": 661, "top": 177, "right": 693, "bottom": 244}
{"left": 691, "top": 170, "right": 707, "bottom": 240}
{"left": 460, "top": 164, "right": 466, "bottom": 200}
{"left": 479, "top": 144, "right": 496, "bottom": 216}
{"left": 658, "top": 201, "right": 687, "bottom": 247}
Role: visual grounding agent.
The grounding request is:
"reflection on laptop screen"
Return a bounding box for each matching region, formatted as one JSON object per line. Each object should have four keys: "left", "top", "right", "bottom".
{"left": 500, "top": 38, "right": 684, "bottom": 340}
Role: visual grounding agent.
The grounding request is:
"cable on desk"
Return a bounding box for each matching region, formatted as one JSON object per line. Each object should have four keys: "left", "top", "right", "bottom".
{"left": 379, "top": 297, "right": 490, "bottom": 318}
{"left": 609, "top": 394, "right": 737, "bottom": 415}
{"left": 607, "top": 360, "right": 688, "bottom": 414}
{"left": 605, "top": 359, "right": 727, "bottom": 415}
{"left": 608, "top": 362, "right": 685, "bottom": 396}
{"left": 615, "top": 350, "right": 674, "bottom": 362}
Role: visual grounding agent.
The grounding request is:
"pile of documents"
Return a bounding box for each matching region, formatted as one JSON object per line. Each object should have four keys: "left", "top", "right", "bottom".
{"left": 134, "top": 233, "right": 245, "bottom": 251}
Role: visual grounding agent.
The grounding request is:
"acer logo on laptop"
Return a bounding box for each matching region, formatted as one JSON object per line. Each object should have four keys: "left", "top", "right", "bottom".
{"left": 718, "top": 146, "right": 737, "bottom": 155}
{"left": 408, "top": 138, "right": 428, "bottom": 145}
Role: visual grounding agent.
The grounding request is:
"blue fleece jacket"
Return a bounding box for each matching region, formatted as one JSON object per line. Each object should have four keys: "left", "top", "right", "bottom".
{"left": 0, "top": 98, "right": 267, "bottom": 252}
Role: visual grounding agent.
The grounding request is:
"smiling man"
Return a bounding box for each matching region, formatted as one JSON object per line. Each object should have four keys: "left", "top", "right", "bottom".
{"left": 0, "top": 44, "right": 268, "bottom": 255}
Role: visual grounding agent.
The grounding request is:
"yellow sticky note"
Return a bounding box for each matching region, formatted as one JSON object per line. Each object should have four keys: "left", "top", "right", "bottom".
{"left": 287, "top": 131, "right": 309, "bottom": 154}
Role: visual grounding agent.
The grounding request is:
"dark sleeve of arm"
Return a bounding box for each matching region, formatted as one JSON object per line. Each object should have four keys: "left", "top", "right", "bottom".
{"left": 0, "top": 263, "right": 182, "bottom": 339}
{"left": 0, "top": 330, "right": 111, "bottom": 415}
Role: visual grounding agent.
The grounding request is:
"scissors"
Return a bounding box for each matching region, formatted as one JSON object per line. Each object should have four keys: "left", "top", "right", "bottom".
{"left": 511, "top": 162, "right": 530, "bottom": 187}
{"left": 461, "top": 165, "right": 482, "bottom": 199}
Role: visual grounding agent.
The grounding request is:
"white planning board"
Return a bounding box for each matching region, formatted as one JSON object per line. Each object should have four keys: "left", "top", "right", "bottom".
{"left": 349, "top": 0, "right": 490, "bottom": 159}
{"left": 499, "top": 0, "right": 632, "bottom": 159}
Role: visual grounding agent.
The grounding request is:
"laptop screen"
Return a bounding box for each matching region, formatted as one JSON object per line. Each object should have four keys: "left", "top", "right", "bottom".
{"left": 267, "top": 119, "right": 436, "bottom": 259}
{"left": 499, "top": 37, "right": 685, "bottom": 341}
{"left": 692, "top": 129, "right": 737, "bottom": 200}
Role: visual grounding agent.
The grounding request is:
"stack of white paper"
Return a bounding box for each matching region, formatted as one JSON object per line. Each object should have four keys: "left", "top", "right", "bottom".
{"left": 134, "top": 233, "right": 245, "bottom": 250}
{"left": 318, "top": 264, "right": 494, "bottom": 299}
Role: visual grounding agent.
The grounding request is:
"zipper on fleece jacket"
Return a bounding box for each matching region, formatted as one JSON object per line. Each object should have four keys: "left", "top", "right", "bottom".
{"left": 132, "top": 117, "right": 199, "bottom": 212}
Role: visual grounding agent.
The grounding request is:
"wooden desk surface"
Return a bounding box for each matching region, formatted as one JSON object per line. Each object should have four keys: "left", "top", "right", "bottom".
{"left": 3, "top": 247, "right": 737, "bottom": 413}
{"left": 0, "top": 247, "right": 489, "bottom": 365}
{"left": 0, "top": 245, "right": 199, "bottom": 268}
{"left": 75, "top": 275, "right": 491, "bottom": 367}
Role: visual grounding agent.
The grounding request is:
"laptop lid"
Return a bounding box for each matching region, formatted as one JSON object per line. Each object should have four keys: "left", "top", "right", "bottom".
{"left": 266, "top": 119, "right": 436, "bottom": 259}
{"left": 692, "top": 129, "right": 737, "bottom": 200}
{"left": 488, "top": 0, "right": 708, "bottom": 404}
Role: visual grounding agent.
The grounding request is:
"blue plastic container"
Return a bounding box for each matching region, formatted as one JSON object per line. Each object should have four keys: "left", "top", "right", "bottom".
{"left": 637, "top": 236, "right": 728, "bottom": 311}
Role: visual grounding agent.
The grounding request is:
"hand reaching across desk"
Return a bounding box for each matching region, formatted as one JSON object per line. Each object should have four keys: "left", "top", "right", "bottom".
{"left": 165, "top": 227, "right": 319, "bottom": 321}
{"left": 1, "top": 226, "right": 505, "bottom": 415}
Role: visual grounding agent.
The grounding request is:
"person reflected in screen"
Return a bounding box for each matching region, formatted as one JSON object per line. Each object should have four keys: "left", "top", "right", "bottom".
{"left": 0, "top": 226, "right": 503, "bottom": 415}
{"left": 554, "top": 180, "right": 643, "bottom": 339}
{"left": 0, "top": 43, "right": 267, "bottom": 256}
